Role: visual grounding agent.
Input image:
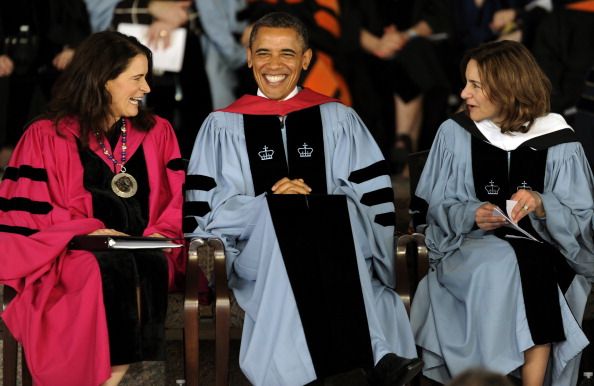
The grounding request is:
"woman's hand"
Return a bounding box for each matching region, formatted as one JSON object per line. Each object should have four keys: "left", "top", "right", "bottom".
{"left": 475, "top": 202, "right": 508, "bottom": 231}
{"left": 271, "top": 177, "right": 312, "bottom": 195}
{"left": 88, "top": 228, "right": 129, "bottom": 236}
{"left": 148, "top": 1, "right": 191, "bottom": 27}
{"left": 510, "top": 190, "right": 545, "bottom": 223}
{"left": 146, "top": 20, "right": 177, "bottom": 49}
{"left": 146, "top": 0, "right": 191, "bottom": 48}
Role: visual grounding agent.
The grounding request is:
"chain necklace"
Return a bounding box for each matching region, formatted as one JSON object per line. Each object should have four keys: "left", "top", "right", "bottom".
{"left": 94, "top": 119, "right": 138, "bottom": 198}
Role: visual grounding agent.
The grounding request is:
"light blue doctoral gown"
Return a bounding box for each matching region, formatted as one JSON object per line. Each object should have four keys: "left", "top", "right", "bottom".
{"left": 410, "top": 117, "right": 594, "bottom": 385}
{"left": 186, "top": 100, "right": 417, "bottom": 386}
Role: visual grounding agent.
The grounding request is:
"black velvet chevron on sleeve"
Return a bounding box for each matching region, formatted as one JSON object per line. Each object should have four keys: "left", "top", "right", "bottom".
{"left": 3, "top": 165, "right": 48, "bottom": 182}
{"left": 348, "top": 161, "right": 390, "bottom": 184}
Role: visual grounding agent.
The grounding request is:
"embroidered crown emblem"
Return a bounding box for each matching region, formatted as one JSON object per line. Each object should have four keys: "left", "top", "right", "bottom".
{"left": 485, "top": 180, "right": 500, "bottom": 195}
{"left": 298, "top": 143, "right": 313, "bottom": 158}
{"left": 517, "top": 181, "right": 532, "bottom": 191}
{"left": 258, "top": 146, "right": 274, "bottom": 161}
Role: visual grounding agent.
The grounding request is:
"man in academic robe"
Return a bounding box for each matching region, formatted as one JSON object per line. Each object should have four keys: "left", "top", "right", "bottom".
{"left": 185, "top": 11, "right": 421, "bottom": 386}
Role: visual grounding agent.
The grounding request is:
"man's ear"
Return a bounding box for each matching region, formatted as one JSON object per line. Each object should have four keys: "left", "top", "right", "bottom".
{"left": 302, "top": 48, "right": 313, "bottom": 70}
{"left": 246, "top": 47, "right": 253, "bottom": 68}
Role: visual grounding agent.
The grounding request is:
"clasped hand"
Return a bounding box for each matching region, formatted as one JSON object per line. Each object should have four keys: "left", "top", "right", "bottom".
{"left": 475, "top": 190, "right": 545, "bottom": 231}
{"left": 146, "top": 0, "right": 191, "bottom": 49}
{"left": 271, "top": 177, "right": 312, "bottom": 195}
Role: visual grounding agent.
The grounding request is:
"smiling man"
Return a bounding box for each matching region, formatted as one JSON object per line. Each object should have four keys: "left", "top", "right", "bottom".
{"left": 186, "top": 12, "right": 421, "bottom": 386}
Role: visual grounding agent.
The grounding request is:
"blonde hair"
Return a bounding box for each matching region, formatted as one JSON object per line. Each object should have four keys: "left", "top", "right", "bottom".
{"left": 461, "top": 40, "right": 551, "bottom": 133}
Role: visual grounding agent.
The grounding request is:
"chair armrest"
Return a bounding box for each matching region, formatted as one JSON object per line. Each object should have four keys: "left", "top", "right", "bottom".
{"left": 395, "top": 233, "right": 429, "bottom": 313}
{"left": 188, "top": 237, "right": 231, "bottom": 386}
{"left": 411, "top": 233, "right": 428, "bottom": 280}
{"left": 185, "top": 237, "right": 232, "bottom": 386}
{"left": 207, "top": 238, "right": 230, "bottom": 313}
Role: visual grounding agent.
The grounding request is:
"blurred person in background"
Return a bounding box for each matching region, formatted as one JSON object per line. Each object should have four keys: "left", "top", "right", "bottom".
{"left": 0, "top": 0, "right": 90, "bottom": 155}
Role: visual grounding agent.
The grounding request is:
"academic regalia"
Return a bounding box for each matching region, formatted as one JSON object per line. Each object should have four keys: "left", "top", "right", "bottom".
{"left": 410, "top": 112, "right": 594, "bottom": 385}
{"left": 185, "top": 88, "right": 417, "bottom": 386}
{"left": 0, "top": 116, "right": 184, "bottom": 385}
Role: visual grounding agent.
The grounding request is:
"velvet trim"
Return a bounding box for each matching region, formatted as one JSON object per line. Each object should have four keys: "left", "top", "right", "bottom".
{"left": 94, "top": 250, "right": 168, "bottom": 364}
{"left": 166, "top": 158, "right": 188, "bottom": 171}
{"left": 185, "top": 174, "right": 217, "bottom": 191}
{"left": 3, "top": 165, "right": 48, "bottom": 182}
{"left": 183, "top": 201, "right": 211, "bottom": 217}
{"left": 471, "top": 134, "right": 575, "bottom": 344}
{"left": 348, "top": 160, "right": 391, "bottom": 184}
{"left": 0, "top": 224, "right": 38, "bottom": 235}
{"left": 243, "top": 114, "right": 288, "bottom": 195}
{"left": 78, "top": 141, "right": 150, "bottom": 236}
{"left": 360, "top": 187, "right": 395, "bottom": 207}
{"left": 267, "top": 194, "right": 374, "bottom": 378}
{"left": 182, "top": 216, "right": 198, "bottom": 234}
{"left": 0, "top": 197, "right": 53, "bottom": 214}
{"left": 374, "top": 212, "right": 396, "bottom": 227}
{"left": 243, "top": 106, "right": 328, "bottom": 195}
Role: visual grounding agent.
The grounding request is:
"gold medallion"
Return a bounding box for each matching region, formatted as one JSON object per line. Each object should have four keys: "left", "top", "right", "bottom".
{"left": 111, "top": 172, "right": 138, "bottom": 198}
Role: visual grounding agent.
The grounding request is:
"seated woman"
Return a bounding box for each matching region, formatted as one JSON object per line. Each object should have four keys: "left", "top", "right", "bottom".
{"left": 0, "top": 31, "right": 184, "bottom": 385}
{"left": 410, "top": 40, "right": 594, "bottom": 386}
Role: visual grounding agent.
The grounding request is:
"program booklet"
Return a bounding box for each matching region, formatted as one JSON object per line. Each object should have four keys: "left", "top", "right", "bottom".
{"left": 492, "top": 200, "right": 542, "bottom": 243}
{"left": 69, "top": 235, "right": 183, "bottom": 250}
{"left": 117, "top": 23, "right": 186, "bottom": 72}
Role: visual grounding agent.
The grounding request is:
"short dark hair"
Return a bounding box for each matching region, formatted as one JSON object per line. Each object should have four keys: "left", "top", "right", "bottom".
{"left": 249, "top": 12, "right": 309, "bottom": 51}
{"left": 461, "top": 40, "right": 551, "bottom": 134}
{"left": 46, "top": 31, "right": 155, "bottom": 146}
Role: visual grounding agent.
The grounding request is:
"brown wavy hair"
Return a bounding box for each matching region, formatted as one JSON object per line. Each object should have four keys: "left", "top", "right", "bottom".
{"left": 461, "top": 40, "right": 551, "bottom": 133}
{"left": 45, "top": 31, "right": 155, "bottom": 146}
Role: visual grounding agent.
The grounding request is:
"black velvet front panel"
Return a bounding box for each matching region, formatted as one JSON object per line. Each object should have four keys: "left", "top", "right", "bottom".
{"left": 243, "top": 106, "right": 327, "bottom": 195}
{"left": 94, "top": 250, "right": 168, "bottom": 364}
{"left": 78, "top": 134, "right": 168, "bottom": 364}
{"left": 470, "top": 132, "right": 575, "bottom": 344}
{"left": 267, "top": 194, "right": 374, "bottom": 378}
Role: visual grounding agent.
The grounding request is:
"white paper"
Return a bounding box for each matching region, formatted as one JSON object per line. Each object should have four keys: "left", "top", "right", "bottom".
{"left": 492, "top": 202, "right": 542, "bottom": 243}
{"left": 117, "top": 23, "right": 186, "bottom": 73}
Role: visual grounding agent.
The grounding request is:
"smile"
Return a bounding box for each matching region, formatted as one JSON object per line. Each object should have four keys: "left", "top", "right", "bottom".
{"left": 264, "top": 74, "right": 287, "bottom": 83}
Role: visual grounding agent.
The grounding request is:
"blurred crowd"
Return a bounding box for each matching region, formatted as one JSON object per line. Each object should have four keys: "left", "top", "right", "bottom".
{"left": 1, "top": 0, "right": 594, "bottom": 174}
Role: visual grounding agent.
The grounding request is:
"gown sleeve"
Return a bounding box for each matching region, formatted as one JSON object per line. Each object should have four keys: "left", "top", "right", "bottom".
{"left": 143, "top": 117, "right": 185, "bottom": 240}
{"left": 322, "top": 104, "right": 397, "bottom": 288}
{"left": 185, "top": 111, "right": 266, "bottom": 275}
{"left": 415, "top": 119, "right": 484, "bottom": 263}
{"left": 530, "top": 141, "right": 594, "bottom": 280}
{"left": 0, "top": 120, "right": 104, "bottom": 289}
{"left": 141, "top": 117, "right": 186, "bottom": 287}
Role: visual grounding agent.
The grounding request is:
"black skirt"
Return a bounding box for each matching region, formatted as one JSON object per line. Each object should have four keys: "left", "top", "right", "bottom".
{"left": 94, "top": 250, "right": 168, "bottom": 365}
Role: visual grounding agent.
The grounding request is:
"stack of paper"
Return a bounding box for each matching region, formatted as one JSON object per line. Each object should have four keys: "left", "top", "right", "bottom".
{"left": 492, "top": 200, "right": 542, "bottom": 243}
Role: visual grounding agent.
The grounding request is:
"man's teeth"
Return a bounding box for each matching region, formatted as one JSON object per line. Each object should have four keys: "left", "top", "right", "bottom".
{"left": 266, "top": 75, "right": 286, "bottom": 83}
